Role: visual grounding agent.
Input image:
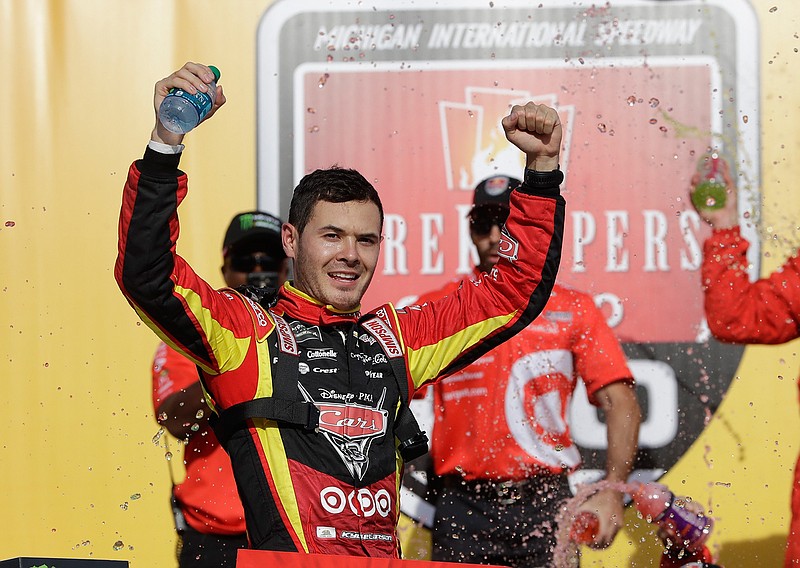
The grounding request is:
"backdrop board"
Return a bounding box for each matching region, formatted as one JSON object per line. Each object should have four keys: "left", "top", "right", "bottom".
{"left": 256, "top": 0, "right": 759, "bottom": 497}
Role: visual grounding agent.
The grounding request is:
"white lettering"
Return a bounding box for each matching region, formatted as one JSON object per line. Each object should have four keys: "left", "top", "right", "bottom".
{"left": 314, "top": 24, "right": 423, "bottom": 51}
{"left": 593, "top": 292, "right": 624, "bottom": 329}
{"left": 427, "top": 21, "right": 586, "bottom": 49}
{"left": 594, "top": 18, "right": 704, "bottom": 47}
{"left": 679, "top": 210, "right": 702, "bottom": 270}
{"left": 572, "top": 211, "right": 597, "bottom": 273}
{"left": 420, "top": 213, "right": 444, "bottom": 275}
{"left": 605, "top": 211, "right": 629, "bottom": 272}
{"left": 382, "top": 213, "right": 408, "bottom": 276}
{"left": 456, "top": 204, "right": 477, "bottom": 274}
{"left": 643, "top": 209, "right": 669, "bottom": 272}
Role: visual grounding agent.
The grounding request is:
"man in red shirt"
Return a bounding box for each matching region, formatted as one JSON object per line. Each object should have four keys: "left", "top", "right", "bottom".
{"left": 401, "top": 175, "right": 641, "bottom": 567}
{"left": 690, "top": 160, "right": 800, "bottom": 568}
{"left": 153, "top": 211, "right": 288, "bottom": 567}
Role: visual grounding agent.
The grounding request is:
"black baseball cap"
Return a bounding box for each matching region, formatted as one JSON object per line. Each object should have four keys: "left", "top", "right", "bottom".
{"left": 469, "top": 175, "right": 521, "bottom": 216}
{"left": 222, "top": 211, "right": 285, "bottom": 258}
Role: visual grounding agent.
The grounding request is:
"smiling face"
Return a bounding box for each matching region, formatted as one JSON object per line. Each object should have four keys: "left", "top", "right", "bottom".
{"left": 283, "top": 199, "right": 383, "bottom": 312}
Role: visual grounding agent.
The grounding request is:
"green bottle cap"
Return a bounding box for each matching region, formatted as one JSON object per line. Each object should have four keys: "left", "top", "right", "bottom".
{"left": 209, "top": 65, "right": 221, "bottom": 81}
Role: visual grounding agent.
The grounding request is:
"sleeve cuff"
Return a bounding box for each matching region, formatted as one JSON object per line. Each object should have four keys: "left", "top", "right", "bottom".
{"left": 148, "top": 140, "right": 185, "bottom": 154}
{"left": 139, "top": 144, "right": 183, "bottom": 176}
{"left": 519, "top": 167, "right": 563, "bottom": 198}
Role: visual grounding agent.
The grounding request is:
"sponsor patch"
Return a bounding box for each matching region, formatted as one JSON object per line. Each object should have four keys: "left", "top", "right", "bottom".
{"left": 340, "top": 531, "right": 393, "bottom": 542}
{"left": 316, "top": 526, "right": 336, "bottom": 539}
{"left": 306, "top": 348, "right": 338, "bottom": 361}
{"left": 272, "top": 314, "right": 298, "bottom": 355}
{"left": 290, "top": 321, "right": 323, "bottom": 343}
{"left": 497, "top": 227, "right": 519, "bottom": 262}
{"left": 362, "top": 318, "right": 402, "bottom": 358}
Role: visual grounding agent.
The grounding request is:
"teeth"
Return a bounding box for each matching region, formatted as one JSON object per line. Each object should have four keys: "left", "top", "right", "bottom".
{"left": 331, "top": 273, "right": 357, "bottom": 280}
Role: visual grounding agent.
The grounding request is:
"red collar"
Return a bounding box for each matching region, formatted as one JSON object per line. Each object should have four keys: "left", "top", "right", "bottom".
{"left": 274, "top": 282, "right": 361, "bottom": 325}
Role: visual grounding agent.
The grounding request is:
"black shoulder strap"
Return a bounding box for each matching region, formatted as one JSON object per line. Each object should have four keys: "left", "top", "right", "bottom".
{"left": 212, "top": 397, "right": 319, "bottom": 446}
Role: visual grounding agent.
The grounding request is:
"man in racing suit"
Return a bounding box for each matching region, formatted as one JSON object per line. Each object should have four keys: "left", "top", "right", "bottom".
{"left": 400, "top": 175, "right": 640, "bottom": 567}
{"left": 690, "top": 160, "right": 799, "bottom": 567}
{"left": 116, "top": 62, "right": 566, "bottom": 558}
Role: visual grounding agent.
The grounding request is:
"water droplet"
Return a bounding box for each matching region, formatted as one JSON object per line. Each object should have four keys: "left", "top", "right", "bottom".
{"left": 190, "top": 423, "right": 200, "bottom": 432}
{"left": 306, "top": 107, "right": 316, "bottom": 114}
{"left": 626, "top": 95, "right": 637, "bottom": 106}
{"left": 649, "top": 97, "right": 660, "bottom": 108}
{"left": 742, "top": 115, "right": 749, "bottom": 123}
{"left": 318, "top": 73, "right": 330, "bottom": 88}
{"left": 195, "top": 409, "right": 204, "bottom": 420}
{"left": 4, "top": 221, "right": 15, "bottom": 227}
{"left": 649, "top": 118, "right": 658, "bottom": 125}
{"left": 165, "top": 451, "right": 173, "bottom": 461}
{"left": 120, "top": 502, "right": 129, "bottom": 510}
{"left": 113, "top": 540, "right": 124, "bottom": 551}
{"left": 596, "top": 123, "right": 607, "bottom": 133}
{"left": 769, "top": 6, "right": 778, "bottom": 13}
{"left": 308, "top": 125, "right": 320, "bottom": 133}
{"left": 555, "top": 444, "right": 564, "bottom": 451}
{"left": 152, "top": 428, "right": 165, "bottom": 445}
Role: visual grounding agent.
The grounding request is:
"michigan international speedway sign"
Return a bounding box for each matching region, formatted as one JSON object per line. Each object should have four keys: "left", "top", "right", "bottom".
{"left": 256, "top": 0, "right": 759, "bottom": 483}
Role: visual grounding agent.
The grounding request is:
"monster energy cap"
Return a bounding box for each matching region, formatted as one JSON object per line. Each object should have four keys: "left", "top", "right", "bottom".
{"left": 222, "top": 211, "right": 285, "bottom": 257}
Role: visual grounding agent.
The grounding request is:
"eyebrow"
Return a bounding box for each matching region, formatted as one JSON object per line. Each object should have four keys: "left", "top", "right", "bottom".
{"left": 319, "top": 224, "right": 381, "bottom": 240}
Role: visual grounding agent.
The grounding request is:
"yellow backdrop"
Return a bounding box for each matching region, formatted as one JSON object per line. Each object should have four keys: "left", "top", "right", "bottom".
{"left": 0, "top": 1, "right": 798, "bottom": 566}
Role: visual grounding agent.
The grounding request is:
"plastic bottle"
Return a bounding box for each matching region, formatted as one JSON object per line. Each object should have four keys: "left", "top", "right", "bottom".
{"left": 158, "top": 65, "right": 221, "bottom": 134}
{"left": 691, "top": 150, "right": 728, "bottom": 211}
{"left": 569, "top": 511, "right": 599, "bottom": 544}
{"left": 631, "top": 481, "right": 713, "bottom": 552}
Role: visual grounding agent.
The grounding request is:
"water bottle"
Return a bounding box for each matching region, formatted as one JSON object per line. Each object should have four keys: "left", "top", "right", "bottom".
{"left": 691, "top": 150, "right": 728, "bottom": 211}
{"left": 631, "top": 481, "right": 713, "bottom": 552}
{"left": 158, "top": 65, "right": 221, "bottom": 134}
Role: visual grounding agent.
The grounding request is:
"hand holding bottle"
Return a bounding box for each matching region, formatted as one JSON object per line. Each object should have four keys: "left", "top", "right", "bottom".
{"left": 631, "top": 481, "right": 713, "bottom": 552}
{"left": 151, "top": 62, "right": 226, "bottom": 146}
{"left": 689, "top": 150, "right": 738, "bottom": 230}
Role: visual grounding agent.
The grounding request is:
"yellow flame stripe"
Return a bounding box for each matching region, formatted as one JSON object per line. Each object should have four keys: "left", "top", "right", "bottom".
{"left": 406, "top": 313, "right": 515, "bottom": 389}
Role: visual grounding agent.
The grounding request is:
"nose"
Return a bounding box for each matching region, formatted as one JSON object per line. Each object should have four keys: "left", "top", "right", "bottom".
{"left": 489, "top": 224, "right": 503, "bottom": 243}
{"left": 338, "top": 237, "right": 360, "bottom": 264}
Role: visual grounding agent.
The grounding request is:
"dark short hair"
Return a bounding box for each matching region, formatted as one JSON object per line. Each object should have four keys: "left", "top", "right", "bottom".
{"left": 288, "top": 166, "right": 384, "bottom": 233}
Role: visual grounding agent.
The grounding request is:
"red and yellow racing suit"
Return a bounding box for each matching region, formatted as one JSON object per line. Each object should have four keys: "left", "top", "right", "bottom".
{"left": 702, "top": 226, "right": 800, "bottom": 568}
{"left": 116, "top": 147, "right": 564, "bottom": 557}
